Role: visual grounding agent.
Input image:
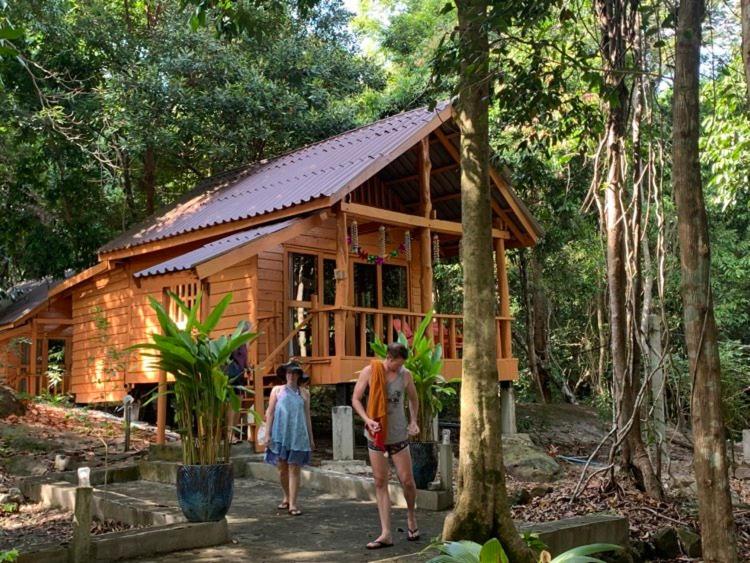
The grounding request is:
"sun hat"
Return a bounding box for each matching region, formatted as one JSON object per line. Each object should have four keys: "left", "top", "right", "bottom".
{"left": 275, "top": 360, "right": 307, "bottom": 382}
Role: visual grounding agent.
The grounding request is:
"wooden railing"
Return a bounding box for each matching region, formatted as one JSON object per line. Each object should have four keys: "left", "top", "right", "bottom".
{"left": 298, "top": 303, "right": 512, "bottom": 361}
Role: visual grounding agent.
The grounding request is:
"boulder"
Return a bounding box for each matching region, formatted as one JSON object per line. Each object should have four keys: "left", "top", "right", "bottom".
{"left": 510, "top": 488, "right": 532, "bottom": 506}
{"left": 652, "top": 527, "right": 680, "bottom": 559}
{"left": 0, "top": 487, "right": 23, "bottom": 505}
{"left": 502, "top": 433, "right": 561, "bottom": 482}
{"left": 677, "top": 527, "right": 702, "bottom": 558}
{"left": 735, "top": 465, "right": 750, "bottom": 480}
{"left": 4, "top": 455, "right": 47, "bottom": 477}
{"left": 0, "top": 385, "right": 25, "bottom": 418}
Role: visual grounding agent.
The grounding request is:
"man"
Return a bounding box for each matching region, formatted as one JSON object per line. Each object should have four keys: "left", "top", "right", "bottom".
{"left": 226, "top": 320, "right": 251, "bottom": 443}
{"left": 352, "top": 342, "right": 420, "bottom": 549}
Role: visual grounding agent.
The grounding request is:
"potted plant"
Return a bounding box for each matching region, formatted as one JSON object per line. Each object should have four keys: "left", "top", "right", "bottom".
{"left": 133, "top": 291, "right": 259, "bottom": 522}
{"left": 372, "top": 310, "right": 456, "bottom": 489}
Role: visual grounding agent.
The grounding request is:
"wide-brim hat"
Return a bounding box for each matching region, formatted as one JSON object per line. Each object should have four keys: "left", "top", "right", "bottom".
{"left": 275, "top": 361, "right": 307, "bottom": 381}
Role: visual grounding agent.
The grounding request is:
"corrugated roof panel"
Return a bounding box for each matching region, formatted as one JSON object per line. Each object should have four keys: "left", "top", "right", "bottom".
{"left": 0, "top": 279, "right": 60, "bottom": 326}
{"left": 100, "top": 103, "right": 450, "bottom": 253}
{"left": 134, "top": 219, "right": 297, "bottom": 279}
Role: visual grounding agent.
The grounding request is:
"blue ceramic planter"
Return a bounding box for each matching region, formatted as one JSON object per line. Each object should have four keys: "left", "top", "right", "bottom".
{"left": 410, "top": 441, "right": 438, "bottom": 490}
{"left": 176, "top": 463, "right": 234, "bottom": 522}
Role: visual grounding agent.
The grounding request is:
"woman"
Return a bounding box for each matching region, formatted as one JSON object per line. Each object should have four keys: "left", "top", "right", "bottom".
{"left": 352, "top": 342, "right": 420, "bottom": 549}
{"left": 264, "top": 361, "right": 314, "bottom": 516}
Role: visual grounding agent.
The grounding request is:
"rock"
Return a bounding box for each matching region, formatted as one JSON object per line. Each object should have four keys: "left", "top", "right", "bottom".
{"left": 630, "top": 540, "right": 649, "bottom": 563}
{"left": 0, "top": 487, "right": 24, "bottom": 504}
{"left": 502, "top": 433, "right": 561, "bottom": 482}
{"left": 0, "top": 385, "right": 26, "bottom": 418}
{"left": 54, "top": 454, "right": 70, "bottom": 472}
{"left": 652, "top": 527, "right": 680, "bottom": 559}
{"left": 677, "top": 527, "right": 702, "bottom": 558}
{"left": 734, "top": 465, "right": 750, "bottom": 480}
{"left": 510, "top": 488, "right": 532, "bottom": 506}
{"left": 4, "top": 455, "right": 47, "bottom": 477}
{"left": 530, "top": 485, "right": 552, "bottom": 498}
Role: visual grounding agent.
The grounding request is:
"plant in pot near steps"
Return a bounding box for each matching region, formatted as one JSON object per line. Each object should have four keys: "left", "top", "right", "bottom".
{"left": 372, "top": 310, "right": 456, "bottom": 489}
{"left": 133, "top": 291, "right": 259, "bottom": 522}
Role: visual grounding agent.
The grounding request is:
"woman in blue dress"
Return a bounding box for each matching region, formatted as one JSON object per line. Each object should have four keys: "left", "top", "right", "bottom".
{"left": 264, "top": 361, "right": 314, "bottom": 516}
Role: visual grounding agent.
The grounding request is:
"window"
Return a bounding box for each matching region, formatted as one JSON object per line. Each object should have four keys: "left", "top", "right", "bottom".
{"left": 382, "top": 265, "right": 408, "bottom": 309}
{"left": 169, "top": 282, "right": 199, "bottom": 329}
{"left": 323, "top": 259, "right": 336, "bottom": 306}
{"left": 354, "top": 263, "right": 377, "bottom": 308}
{"left": 289, "top": 253, "right": 317, "bottom": 302}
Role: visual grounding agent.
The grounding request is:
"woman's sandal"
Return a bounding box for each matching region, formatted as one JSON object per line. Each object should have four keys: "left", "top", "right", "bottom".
{"left": 407, "top": 528, "right": 420, "bottom": 541}
{"left": 288, "top": 508, "right": 303, "bottom": 516}
{"left": 277, "top": 502, "right": 289, "bottom": 510}
{"left": 366, "top": 539, "right": 394, "bottom": 550}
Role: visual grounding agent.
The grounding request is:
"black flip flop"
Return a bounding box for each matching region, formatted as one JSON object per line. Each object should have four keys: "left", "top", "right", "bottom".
{"left": 277, "top": 502, "right": 289, "bottom": 510}
{"left": 288, "top": 508, "right": 303, "bottom": 516}
{"left": 407, "top": 528, "right": 420, "bottom": 541}
{"left": 366, "top": 540, "right": 394, "bottom": 550}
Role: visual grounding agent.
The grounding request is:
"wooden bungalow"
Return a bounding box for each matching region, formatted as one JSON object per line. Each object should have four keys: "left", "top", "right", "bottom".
{"left": 4, "top": 102, "right": 542, "bottom": 441}
{"left": 0, "top": 279, "right": 73, "bottom": 395}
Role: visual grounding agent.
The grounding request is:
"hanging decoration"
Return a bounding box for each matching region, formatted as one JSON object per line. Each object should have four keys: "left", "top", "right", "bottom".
{"left": 348, "top": 223, "right": 409, "bottom": 265}
{"left": 378, "top": 226, "right": 386, "bottom": 258}
{"left": 433, "top": 234, "right": 441, "bottom": 265}
{"left": 404, "top": 231, "right": 412, "bottom": 261}
{"left": 349, "top": 221, "right": 359, "bottom": 254}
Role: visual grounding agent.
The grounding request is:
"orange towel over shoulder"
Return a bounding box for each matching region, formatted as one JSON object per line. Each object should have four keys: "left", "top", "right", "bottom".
{"left": 366, "top": 360, "right": 388, "bottom": 449}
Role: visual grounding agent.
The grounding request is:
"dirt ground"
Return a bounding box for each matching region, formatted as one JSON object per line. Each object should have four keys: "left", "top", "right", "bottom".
{"left": 1, "top": 399, "right": 749, "bottom": 560}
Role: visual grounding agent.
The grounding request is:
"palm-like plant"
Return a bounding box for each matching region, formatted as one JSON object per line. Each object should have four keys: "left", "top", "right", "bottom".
{"left": 133, "top": 291, "right": 259, "bottom": 465}
{"left": 371, "top": 309, "right": 456, "bottom": 442}
{"left": 427, "top": 538, "right": 622, "bottom": 563}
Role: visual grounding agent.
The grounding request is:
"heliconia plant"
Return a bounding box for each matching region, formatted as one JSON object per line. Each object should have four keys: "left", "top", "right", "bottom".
{"left": 131, "top": 291, "right": 260, "bottom": 466}
{"left": 426, "top": 537, "right": 623, "bottom": 563}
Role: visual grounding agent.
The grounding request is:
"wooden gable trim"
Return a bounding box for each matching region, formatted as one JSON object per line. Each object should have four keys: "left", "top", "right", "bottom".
{"left": 195, "top": 211, "right": 329, "bottom": 280}
{"left": 48, "top": 262, "right": 112, "bottom": 298}
{"left": 432, "top": 127, "right": 539, "bottom": 246}
{"left": 100, "top": 197, "right": 333, "bottom": 262}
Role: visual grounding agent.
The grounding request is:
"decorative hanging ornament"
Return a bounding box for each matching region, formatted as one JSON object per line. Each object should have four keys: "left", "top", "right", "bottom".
{"left": 404, "top": 230, "right": 412, "bottom": 261}
{"left": 378, "top": 225, "right": 386, "bottom": 257}
{"left": 432, "top": 234, "right": 441, "bottom": 265}
{"left": 350, "top": 221, "right": 359, "bottom": 254}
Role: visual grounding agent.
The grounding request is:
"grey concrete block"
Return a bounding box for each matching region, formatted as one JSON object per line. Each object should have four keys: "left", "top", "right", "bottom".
{"left": 138, "top": 460, "right": 178, "bottom": 484}
{"left": 148, "top": 443, "right": 183, "bottom": 462}
{"left": 518, "top": 513, "right": 629, "bottom": 556}
{"left": 91, "top": 519, "right": 229, "bottom": 562}
{"left": 245, "top": 461, "right": 452, "bottom": 511}
{"left": 16, "top": 544, "right": 68, "bottom": 563}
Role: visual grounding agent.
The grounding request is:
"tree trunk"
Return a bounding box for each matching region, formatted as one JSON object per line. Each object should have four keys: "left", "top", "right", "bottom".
{"left": 441, "top": 2, "right": 534, "bottom": 560}
{"left": 140, "top": 145, "right": 156, "bottom": 215}
{"left": 673, "top": 0, "right": 738, "bottom": 559}
{"left": 596, "top": 0, "right": 662, "bottom": 499}
{"left": 742, "top": 0, "right": 750, "bottom": 102}
{"left": 530, "top": 252, "right": 552, "bottom": 402}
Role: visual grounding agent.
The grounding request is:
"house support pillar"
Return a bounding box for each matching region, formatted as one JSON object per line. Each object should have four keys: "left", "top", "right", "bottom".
{"left": 334, "top": 210, "right": 349, "bottom": 358}
{"left": 500, "top": 381, "right": 516, "bottom": 435}
{"left": 495, "top": 237, "right": 512, "bottom": 360}
{"left": 156, "top": 289, "right": 168, "bottom": 445}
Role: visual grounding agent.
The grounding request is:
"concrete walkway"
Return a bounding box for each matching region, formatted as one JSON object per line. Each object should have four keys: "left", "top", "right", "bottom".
{"left": 123, "top": 478, "right": 446, "bottom": 562}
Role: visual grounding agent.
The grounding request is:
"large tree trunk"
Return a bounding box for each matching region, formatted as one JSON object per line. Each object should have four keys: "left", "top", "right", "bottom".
{"left": 520, "top": 250, "right": 552, "bottom": 402}
{"left": 140, "top": 145, "right": 156, "bottom": 215}
{"left": 596, "top": 0, "right": 663, "bottom": 499}
{"left": 441, "top": 1, "right": 534, "bottom": 560}
{"left": 673, "top": 0, "right": 738, "bottom": 559}
{"left": 742, "top": 0, "right": 750, "bottom": 102}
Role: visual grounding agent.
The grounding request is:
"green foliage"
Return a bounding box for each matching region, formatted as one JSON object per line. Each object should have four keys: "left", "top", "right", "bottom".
{"left": 371, "top": 309, "right": 456, "bottom": 441}
{"left": 131, "top": 291, "right": 260, "bottom": 465}
{"left": 427, "top": 537, "right": 622, "bottom": 563}
{"left": 0, "top": 549, "right": 19, "bottom": 563}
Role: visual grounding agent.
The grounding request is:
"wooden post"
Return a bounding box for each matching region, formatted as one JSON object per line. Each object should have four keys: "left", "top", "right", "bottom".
{"left": 40, "top": 335, "right": 49, "bottom": 395}
{"left": 29, "top": 321, "right": 38, "bottom": 395}
{"left": 156, "top": 289, "right": 168, "bottom": 445}
{"left": 495, "top": 238, "right": 512, "bottom": 360}
{"left": 334, "top": 211, "right": 349, "bottom": 357}
{"left": 71, "top": 485, "right": 92, "bottom": 562}
{"left": 418, "top": 137, "right": 434, "bottom": 325}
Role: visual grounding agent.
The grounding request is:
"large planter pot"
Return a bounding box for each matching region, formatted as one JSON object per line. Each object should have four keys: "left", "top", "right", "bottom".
{"left": 410, "top": 441, "right": 438, "bottom": 490}
{"left": 176, "top": 463, "right": 234, "bottom": 522}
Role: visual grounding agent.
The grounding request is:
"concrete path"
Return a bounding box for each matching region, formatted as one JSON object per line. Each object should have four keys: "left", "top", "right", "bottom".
{"left": 124, "top": 478, "right": 446, "bottom": 562}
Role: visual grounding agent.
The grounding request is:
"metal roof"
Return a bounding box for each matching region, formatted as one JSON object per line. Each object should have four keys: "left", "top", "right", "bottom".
{"left": 101, "top": 103, "right": 452, "bottom": 254}
{"left": 0, "top": 279, "right": 60, "bottom": 326}
{"left": 134, "top": 218, "right": 297, "bottom": 279}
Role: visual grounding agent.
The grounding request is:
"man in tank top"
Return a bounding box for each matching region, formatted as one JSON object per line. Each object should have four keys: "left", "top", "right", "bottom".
{"left": 352, "top": 342, "right": 420, "bottom": 550}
